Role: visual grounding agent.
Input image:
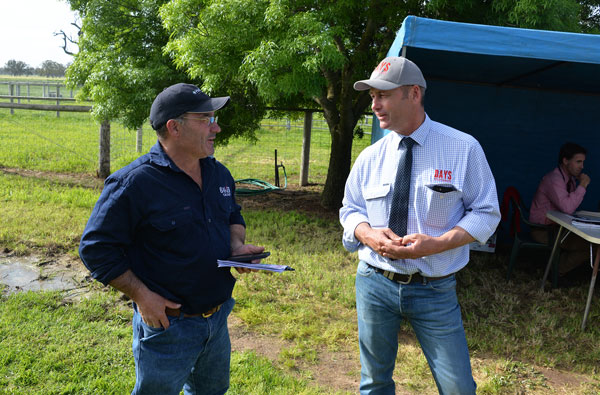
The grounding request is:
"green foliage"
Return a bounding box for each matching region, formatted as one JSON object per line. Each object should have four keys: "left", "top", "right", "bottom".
{"left": 66, "top": 0, "right": 189, "bottom": 129}
{"left": 2, "top": 60, "right": 33, "bottom": 76}
{"left": 425, "top": 0, "right": 588, "bottom": 32}
{"left": 68, "top": 0, "right": 598, "bottom": 208}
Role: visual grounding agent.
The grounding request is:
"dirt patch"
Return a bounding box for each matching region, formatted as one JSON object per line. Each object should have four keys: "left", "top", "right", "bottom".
{"left": 538, "top": 366, "right": 595, "bottom": 393}
{"left": 228, "top": 315, "right": 360, "bottom": 393}
{"left": 236, "top": 184, "right": 339, "bottom": 221}
{"left": 0, "top": 166, "right": 104, "bottom": 190}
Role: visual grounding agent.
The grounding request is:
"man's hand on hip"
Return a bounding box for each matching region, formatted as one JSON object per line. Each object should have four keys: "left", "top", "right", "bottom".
{"left": 109, "top": 269, "right": 180, "bottom": 329}
{"left": 135, "top": 289, "right": 181, "bottom": 330}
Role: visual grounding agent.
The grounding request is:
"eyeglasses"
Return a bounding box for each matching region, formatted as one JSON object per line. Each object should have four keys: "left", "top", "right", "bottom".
{"left": 180, "top": 116, "right": 218, "bottom": 125}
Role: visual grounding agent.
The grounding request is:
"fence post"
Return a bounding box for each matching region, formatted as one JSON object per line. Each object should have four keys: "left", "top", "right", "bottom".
{"left": 136, "top": 127, "right": 143, "bottom": 153}
{"left": 56, "top": 85, "right": 60, "bottom": 118}
{"left": 98, "top": 120, "right": 111, "bottom": 178}
{"left": 274, "top": 149, "right": 279, "bottom": 187}
{"left": 9, "top": 84, "right": 14, "bottom": 115}
{"left": 300, "top": 110, "right": 313, "bottom": 186}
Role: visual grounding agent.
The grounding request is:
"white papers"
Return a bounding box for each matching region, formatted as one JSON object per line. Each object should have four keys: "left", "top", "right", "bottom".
{"left": 575, "top": 210, "right": 600, "bottom": 218}
{"left": 217, "top": 260, "right": 294, "bottom": 273}
{"left": 571, "top": 213, "right": 600, "bottom": 227}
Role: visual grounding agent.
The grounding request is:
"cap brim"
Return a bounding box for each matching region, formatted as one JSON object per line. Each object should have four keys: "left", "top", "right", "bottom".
{"left": 353, "top": 80, "right": 401, "bottom": 91}
{"left": 188, "top": 96, "right": 230, "bottom": 113}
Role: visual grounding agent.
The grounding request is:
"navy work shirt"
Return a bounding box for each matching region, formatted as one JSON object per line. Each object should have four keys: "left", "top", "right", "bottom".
{"left": 79, "top": 141, "right": 245, "bottom": 314}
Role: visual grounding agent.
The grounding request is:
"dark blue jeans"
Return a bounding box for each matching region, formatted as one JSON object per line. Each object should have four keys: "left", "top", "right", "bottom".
{"left": 131, "top": 298, "right": 234, "bottom": 395}
{"left": 355, "top": 261, "right": 476, "bottom": 395}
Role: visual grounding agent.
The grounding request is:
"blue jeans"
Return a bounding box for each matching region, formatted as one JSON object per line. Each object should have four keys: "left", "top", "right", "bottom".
{"left": 355, "top": 261, "right": 476, "bottom": 395}
{"left": 131, "top": 298, "right": 235, "bottom": 395}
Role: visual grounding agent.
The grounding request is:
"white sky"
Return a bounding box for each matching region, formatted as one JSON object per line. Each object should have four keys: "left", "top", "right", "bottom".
{"left": 0, "top": 0, "right": 79, "bottom": 68}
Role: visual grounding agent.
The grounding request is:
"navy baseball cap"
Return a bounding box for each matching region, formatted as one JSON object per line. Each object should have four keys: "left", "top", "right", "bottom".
{"left": 149, "top": 83, "right": 230, "bottom": 130}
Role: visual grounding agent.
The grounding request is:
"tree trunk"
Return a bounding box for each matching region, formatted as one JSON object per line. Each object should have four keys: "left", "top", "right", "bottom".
{"left": 321, "top": 120, "right": 354, "bottom": 210}
{"left": 98, "top": 120, "right": 111, "bottom": 178}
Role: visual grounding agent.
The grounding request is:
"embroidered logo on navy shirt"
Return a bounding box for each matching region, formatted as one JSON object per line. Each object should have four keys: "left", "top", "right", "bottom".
{"left": 219, "top": 186, "right": 231, "bottom": 197}
{"left": 434, "top": 169, "right": 452, "bottom": 182}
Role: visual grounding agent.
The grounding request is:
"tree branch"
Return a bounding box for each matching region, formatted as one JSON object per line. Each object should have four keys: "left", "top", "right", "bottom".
{"left": 54, "top": 31, "right": 77, "bottom": 56}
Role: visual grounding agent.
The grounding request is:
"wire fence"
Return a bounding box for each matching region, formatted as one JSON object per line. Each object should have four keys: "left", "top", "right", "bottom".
{"left": 0, "top": 107, "right": 373, "bottom": 187}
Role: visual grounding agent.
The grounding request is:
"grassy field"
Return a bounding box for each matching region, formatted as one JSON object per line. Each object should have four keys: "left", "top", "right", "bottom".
{"left": 0, "top": 108, "right": 599, "bottom": 394}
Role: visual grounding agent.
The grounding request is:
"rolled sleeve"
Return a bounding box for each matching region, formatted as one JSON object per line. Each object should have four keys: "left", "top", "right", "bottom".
{"left": 340, "top": 158, "right": 370, "bottom": 252}
{"left": 79, "top": 179, "right": 135, "bottom": 285}
{"left": 229, "top": 183, "right": 246, "bottom": 227}
{"left": 456, "top": 144, "right": 501, "bottom": 243}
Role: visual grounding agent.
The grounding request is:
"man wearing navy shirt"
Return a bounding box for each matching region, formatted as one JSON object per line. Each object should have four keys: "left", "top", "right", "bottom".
{"left": 340, "top": 57, "right": 500, "bottom": 394}
{"left": 79, "top": 83, "right": 264, "bottom": 395}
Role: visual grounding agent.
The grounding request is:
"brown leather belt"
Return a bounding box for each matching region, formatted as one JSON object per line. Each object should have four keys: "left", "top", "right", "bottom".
{"left": 368, "top": 264, "right": 453, "bottom": 284}
{"left": 165, "top": 304, "right": 222, "bottom": 318}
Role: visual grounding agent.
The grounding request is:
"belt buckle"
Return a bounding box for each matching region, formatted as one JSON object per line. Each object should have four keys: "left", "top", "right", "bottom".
{"left": 398, "top": 273, "right": 412, "bottom": 285}
{"left": 202, "top": 304, "right": 221, "bottom": 318}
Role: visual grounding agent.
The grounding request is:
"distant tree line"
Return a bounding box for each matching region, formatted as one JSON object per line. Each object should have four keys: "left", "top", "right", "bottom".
{"left": 1, "top": 59, "right": 69, "bottom": 78}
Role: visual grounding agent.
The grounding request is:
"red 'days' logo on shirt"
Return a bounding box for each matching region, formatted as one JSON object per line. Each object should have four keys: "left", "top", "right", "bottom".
{"left": 434, "top": 169, "right": 452, "bottom": 182}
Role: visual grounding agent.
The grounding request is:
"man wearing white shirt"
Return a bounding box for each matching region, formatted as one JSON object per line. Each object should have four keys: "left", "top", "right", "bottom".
{"left": 340, "top": 56, "right": 500, "bottom": 394}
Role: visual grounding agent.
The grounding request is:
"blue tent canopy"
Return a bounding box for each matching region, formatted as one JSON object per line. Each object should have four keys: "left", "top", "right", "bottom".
{"left": 373, "top": 16, "right": 600, "bottom": 215}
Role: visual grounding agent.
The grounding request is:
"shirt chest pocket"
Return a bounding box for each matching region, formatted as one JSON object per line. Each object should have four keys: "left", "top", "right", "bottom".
{"left": 424, "top": 184, "right": 463, "bottom": 229}
{"left": 151, "top": 211, "right": 195, "bottom": 231}
{"left": 364, "top": 184, "right": 390, "bottom": 228}
{"left": 149, "top": 211, "right": 197, "bottom": 253}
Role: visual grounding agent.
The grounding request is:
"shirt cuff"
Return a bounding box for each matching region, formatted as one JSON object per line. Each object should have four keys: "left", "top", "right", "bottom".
{"left": 456, "top": 213, "right": 499, "bottom": 244}
{"left": 342, "top": 214, "right": 369, "bottom": 252}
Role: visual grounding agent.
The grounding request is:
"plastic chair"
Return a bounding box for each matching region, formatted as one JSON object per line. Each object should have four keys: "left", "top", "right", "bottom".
{"left": 505, "top": 194, "right": 559, "bottom": 286}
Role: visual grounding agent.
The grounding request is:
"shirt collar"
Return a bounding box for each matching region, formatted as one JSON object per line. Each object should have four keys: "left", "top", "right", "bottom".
{"left": 149, "top": 140, "right": 178, "bottom": 170}
{"left": 557, "top": 166, "right": 575, "bottom": 185}
{"left": 390, "top": 113, "right": 431, "bottom": 148}
{"left": 148, "top": 140, "right": 216, "bottom": 171}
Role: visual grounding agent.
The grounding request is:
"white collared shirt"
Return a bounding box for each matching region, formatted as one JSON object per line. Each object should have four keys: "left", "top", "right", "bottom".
{"left": 339, "top": 114, "right": 500, "bottom": 277}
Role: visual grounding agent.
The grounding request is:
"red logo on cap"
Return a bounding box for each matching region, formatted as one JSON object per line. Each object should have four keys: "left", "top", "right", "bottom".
{"left": 375, "top": 61, "right": 391, "bottom": 74}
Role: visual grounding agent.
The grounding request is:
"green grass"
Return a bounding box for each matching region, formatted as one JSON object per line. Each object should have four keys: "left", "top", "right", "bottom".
{"left": 0, "top": 291, "right": 336, "bottom": 394}
{"left": 1, "top": 109, "right": 599, "bottom": 393}
{"left": 0, "top": 291, "right": 134, "bottom": 393}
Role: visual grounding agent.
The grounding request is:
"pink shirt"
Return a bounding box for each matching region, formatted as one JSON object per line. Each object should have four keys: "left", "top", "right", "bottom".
{"left": 530, "top": 167, "right": 586, "bottom": 225}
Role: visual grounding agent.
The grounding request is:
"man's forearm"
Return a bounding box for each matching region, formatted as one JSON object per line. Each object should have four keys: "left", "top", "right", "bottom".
{"left": 354, "top": 222, "right": 373, "bottom": 246}
{"left": 437, "top": 226, "right": 475, "bottom": 253}
{"left": 109, "top": 269, "right": 150, "bottom": 303}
